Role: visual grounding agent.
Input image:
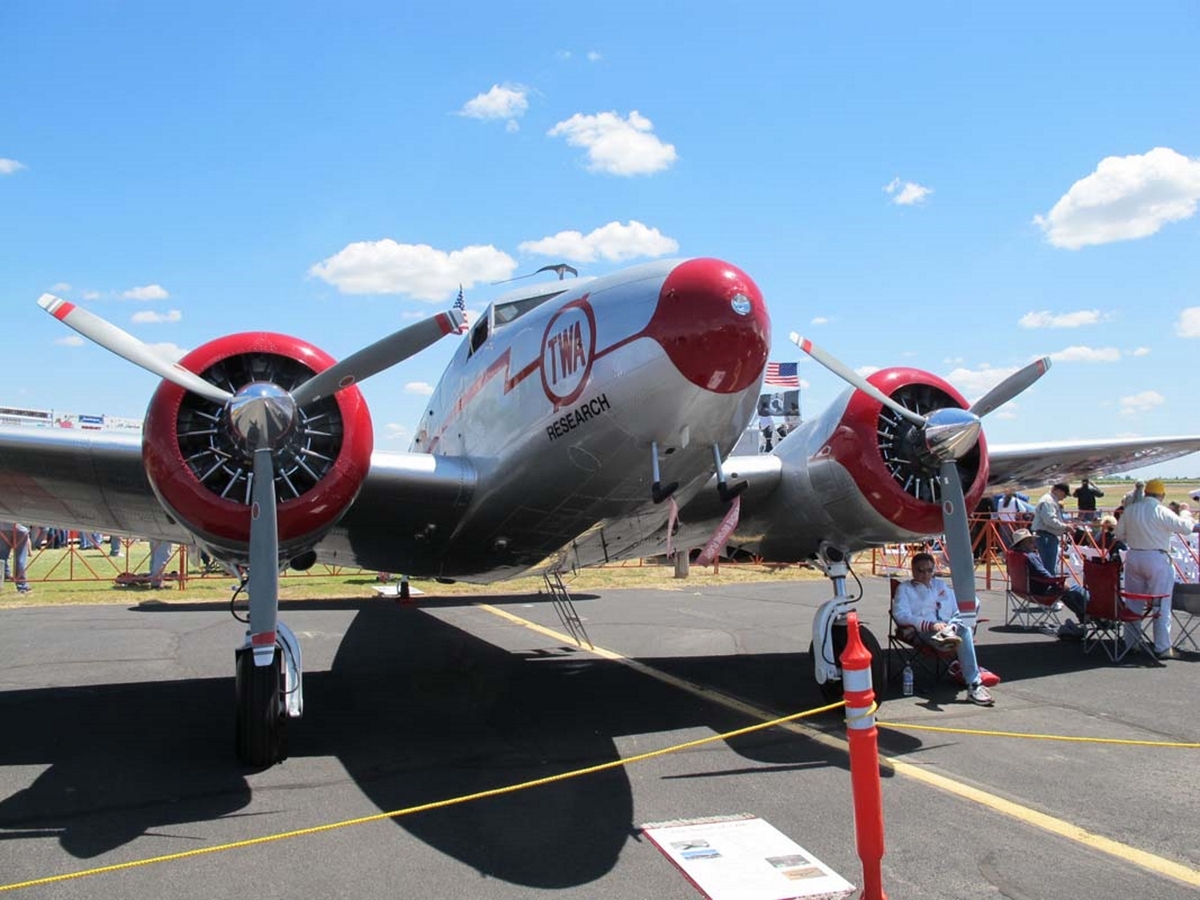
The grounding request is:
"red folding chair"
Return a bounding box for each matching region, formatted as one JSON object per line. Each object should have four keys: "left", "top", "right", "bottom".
{"left": 1081, "top": 559, "right": 1166, "bottom": 662}
{"left": 1004, "top": 550, "right": 1065, "bottom": 629}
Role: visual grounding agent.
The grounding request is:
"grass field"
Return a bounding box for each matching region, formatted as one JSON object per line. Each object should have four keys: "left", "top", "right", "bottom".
{"left": 0, "top": 543, "right": 824, "bottom": 609}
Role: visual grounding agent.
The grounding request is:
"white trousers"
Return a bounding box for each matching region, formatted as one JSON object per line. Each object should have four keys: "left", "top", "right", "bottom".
{"left": 1122, "top": 549, "right": 1174, "bottom": 653}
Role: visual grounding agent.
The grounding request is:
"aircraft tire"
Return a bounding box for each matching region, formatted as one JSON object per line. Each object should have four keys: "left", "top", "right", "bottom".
{"left": 235, "top": 647, "right": 287, "bottom": 767}
{"left": 809, "top": 623, "right": 885, "bottom": 704}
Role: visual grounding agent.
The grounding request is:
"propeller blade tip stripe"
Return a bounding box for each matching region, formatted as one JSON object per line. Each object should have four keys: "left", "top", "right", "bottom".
{"left": 437, "top": 311, "right": 459, "bottom": 335}
{"left": 251, "top": 631, "right": 276, "bottom": 647}
{"left": 38, "top": 294, "right": 73, "bottom": 319}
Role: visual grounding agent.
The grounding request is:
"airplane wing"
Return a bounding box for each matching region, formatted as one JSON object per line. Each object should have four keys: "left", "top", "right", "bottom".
{"left": 0, "top": 424, "right": 478, "bottom": 572}
{"left": 0, "top": 426, "right": 185, "bottom": 541}
{"left": 987, "top": 436, "right": 1200, "bottom": 489}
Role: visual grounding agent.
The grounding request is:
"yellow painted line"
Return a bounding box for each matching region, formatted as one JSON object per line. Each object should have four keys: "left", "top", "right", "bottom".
{"left": 477, "top": 603, "right": 1200, "bottom": 889}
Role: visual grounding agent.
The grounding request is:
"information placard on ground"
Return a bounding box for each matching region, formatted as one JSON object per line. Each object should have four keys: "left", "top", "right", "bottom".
{"left": 640, "top": 813, "right": 855, "bottom": 900}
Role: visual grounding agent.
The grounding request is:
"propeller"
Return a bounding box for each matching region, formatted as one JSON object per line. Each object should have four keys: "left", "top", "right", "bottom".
{"left": 41, "top": 294, "right": 463, "bottom": 664}
{"left": 39, "top": 294, "right": 234, "bottom": 405}
{"left": 792, "top": 333, "right": 1052, "bottom": 618}
{"left": 291, "top": 309, "right": 463, "bottom": 406}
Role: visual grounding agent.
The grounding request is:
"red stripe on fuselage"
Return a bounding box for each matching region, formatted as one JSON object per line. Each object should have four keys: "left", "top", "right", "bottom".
{"left": 425, "top": 348, "right": 542, "bottom": 451}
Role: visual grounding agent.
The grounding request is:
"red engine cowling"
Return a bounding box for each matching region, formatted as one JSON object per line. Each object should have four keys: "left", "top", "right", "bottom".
{"left": 820, "top": 367, "right": 989, "bottom": 536}
{"left": 142, "top": 332, "right": 374, "bottom": 560}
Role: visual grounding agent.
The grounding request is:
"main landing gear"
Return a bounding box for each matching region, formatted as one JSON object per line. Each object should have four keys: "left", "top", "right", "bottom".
{"left": 809, "top": 546, "right": 884, "bottom": 702}
{"left": 232, "top": 576, "right": 303, "bottom": 768}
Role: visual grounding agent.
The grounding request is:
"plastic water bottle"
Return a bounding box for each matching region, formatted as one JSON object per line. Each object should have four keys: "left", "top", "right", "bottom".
{"left": 902, "top": 664, "right": 914, "bottom": 697}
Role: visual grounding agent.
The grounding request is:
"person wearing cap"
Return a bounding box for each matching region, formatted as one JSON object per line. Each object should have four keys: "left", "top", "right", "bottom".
{"left": 891, "top": 552, "right": 994, "bottom": 706}
{"left": 1072, "top": 478, "right": 1105, "bottom": 523}
{"left": 1010, "top": 528, "right": 1088, "bottom": 622}
{"left": 1113, "top": 478, "right": 1197, "bottom": 660}
{"left": 1031, "top": 482, "right": 1071, "bottom": 575}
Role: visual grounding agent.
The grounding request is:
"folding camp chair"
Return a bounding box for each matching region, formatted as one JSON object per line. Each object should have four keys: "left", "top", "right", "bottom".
{"left": 1081, "top": 559, "right": 1165, "bottom": 662}
{"left": 1004, "top": 550, "right": 1065, "bottom": 629}
{"left": 1170, "top": 582, "right": 1200, "bottom": 652}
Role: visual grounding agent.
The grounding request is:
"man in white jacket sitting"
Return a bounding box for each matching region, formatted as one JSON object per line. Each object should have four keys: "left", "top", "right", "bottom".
{"left": 892, "top": 552, "right": 994, "bottom": 706}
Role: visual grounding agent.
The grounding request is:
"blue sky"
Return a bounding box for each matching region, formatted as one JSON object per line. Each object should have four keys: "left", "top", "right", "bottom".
{"left": 3, "top": 1, "right": 1199, "bottom": 476}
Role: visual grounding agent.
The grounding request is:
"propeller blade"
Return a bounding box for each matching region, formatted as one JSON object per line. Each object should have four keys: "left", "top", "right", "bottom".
{"left": 790, "top": 331, "right": 926, "bottom": 427}
{"left": 970, "top": 357, "right": 1052, "bottom": 419}
{"left": 938, "top": 459, "right": 978, "bottom": 621}
{"left": 38, "top": 294, "right": 233, "bottom": 405}
{"left": 291, "top": 308, "right": 465, "bottom": 407}
{"left": 247, "top": 447, "right": 280, "bottom": 666}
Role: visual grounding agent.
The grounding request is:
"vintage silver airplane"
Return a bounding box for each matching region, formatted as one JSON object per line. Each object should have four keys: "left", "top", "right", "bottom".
{"left": 2, "top": 256, "right": 1198, "bottom": 766}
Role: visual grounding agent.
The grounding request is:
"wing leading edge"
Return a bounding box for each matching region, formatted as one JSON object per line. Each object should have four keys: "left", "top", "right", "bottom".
{"left": 987, "top": 435, "right": 1200, "bottom": 490}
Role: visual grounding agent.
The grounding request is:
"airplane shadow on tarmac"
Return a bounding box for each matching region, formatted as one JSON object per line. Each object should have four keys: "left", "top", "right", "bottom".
{"left": 0, "top": 598, "right": 932, "bottom": 888}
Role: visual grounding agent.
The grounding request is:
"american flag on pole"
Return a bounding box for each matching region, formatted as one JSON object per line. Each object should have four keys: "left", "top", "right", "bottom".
{"left": 764, "top": 361, "right": 800, "bottom": 388}
{"left": 453, "top": 285, "right": 468, "bottom": 333}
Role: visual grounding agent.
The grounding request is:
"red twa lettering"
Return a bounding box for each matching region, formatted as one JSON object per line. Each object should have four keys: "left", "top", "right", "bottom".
{"left": 554, "top": 321, "right": 586, "bottom": 383}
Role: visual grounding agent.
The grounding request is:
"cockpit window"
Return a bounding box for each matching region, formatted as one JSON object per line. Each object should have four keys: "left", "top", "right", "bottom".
{"left": 467, "top": 289, "right": 567, "bottom": 359}
{"left": 495, "top": 290, "right": 566, "bottom": 325}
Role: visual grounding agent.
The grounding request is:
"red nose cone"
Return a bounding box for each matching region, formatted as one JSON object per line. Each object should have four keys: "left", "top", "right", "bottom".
{"left": 647, "top": 258, "right": 770, "bottom": 393}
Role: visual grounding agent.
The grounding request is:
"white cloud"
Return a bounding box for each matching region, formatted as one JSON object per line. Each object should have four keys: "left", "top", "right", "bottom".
{"left": 883, "top": 177, "right": 932, "bottom": 205}
{"left": 1176, "top": 307, "right": 1200, "bottom": 338}
{"left": 148, "top": 342, "right": 187, "bottom": 362}
{"left": 555, "top": 50, "right": 572, "bottom": 61}
{"left": 1033, "top": 147, "right": 1200, "bottom": 249}
{"left": 1018, "top": 309, "right": 1104, "bottom": 328}
{"left": 81, "top": 290, "right": 101, "bottom": 301}
{"left": 309, "top": 240, "right": 517, "bottom": 300}
{"left": 404, "top": 382, "right": 435, "bottom": 396}
{"left": 50, "top": 282, "right": 71, "bottom": 292}
{"left": 55, "top": 335, "right": 84, "bottom": 347}
{"left": 548, "top": 110, "right": 677, "bottom": 176}
{"left": 131, "top": 309, "right": 182, "bottom": 324}
{"left": 0, "top": 158, "right": 27, "bottom": 175}
{"left": 383, "top": 423, "right": 409, "bottom": 441}
{"left": 122, "top": 284, "right": 169, "bottom": 301}
{"left": 855, "top": 365, "right": 880, "bottom": 378}
{"left": 1048, "top": 345, "right": 1121, "bottom": 363}
{"left": 459, "top": 84, "right": 529, "bottom": 130}
{"left": 810, "top": 316, "right": 830, "bottom": 326}
{"left": 1119, "top": 390, "right": 1166, "bottom": 415}
{"left": 587, "top": 50, "right": 602, "bottom": 62}
{"left": 518, "top": 220, "right": 678, "bottom": 262}
{"left": 1130, "top": 346, "right": 1150, "bottom": 357}
{"left": 943, "top": 364, "right": 1022, "bottom": 400}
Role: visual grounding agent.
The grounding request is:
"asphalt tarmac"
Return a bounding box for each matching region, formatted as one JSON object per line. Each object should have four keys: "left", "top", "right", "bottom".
{"left": 0, "top": 575, "right": 1197, "bottom": 899}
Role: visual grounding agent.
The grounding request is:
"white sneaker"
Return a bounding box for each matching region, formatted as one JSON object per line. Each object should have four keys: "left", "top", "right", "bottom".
{"left": 967, "top": 682, "right": 994, "bottom": 706}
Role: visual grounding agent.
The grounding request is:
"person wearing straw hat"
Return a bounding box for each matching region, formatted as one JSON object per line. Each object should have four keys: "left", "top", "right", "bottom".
{"left": 1114, "top": 478, "right": 1197, "bottom": 660}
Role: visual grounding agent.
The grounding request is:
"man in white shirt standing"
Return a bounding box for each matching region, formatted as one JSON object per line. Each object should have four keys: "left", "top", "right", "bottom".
{"left": 1114, "top": 478, "right": 1197, "bottom": 660}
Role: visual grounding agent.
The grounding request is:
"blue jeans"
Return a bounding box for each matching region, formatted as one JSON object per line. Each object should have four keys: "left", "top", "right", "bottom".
{"left": 0, "top": 525, "right": 31, "bottom": 589}
{"left": 1036, "top": 531, "right": 1060, "bottom": 575}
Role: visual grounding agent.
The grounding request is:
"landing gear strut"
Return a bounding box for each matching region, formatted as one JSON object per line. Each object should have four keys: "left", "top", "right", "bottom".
{"left": 809, "top": 547, "right": 885, "bottom": 702}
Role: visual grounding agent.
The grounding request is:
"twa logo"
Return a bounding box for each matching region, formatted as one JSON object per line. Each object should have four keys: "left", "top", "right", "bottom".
{"left": 540, "top": 296, "right": 597, "bottom": 408}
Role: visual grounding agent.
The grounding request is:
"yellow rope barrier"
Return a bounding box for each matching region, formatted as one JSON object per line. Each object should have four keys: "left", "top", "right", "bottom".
{"left": 878, "top": 721, "right": 1200, "bottom": 748}
{"left": 0, "top": 701, "right": 846, "bottom": 893}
